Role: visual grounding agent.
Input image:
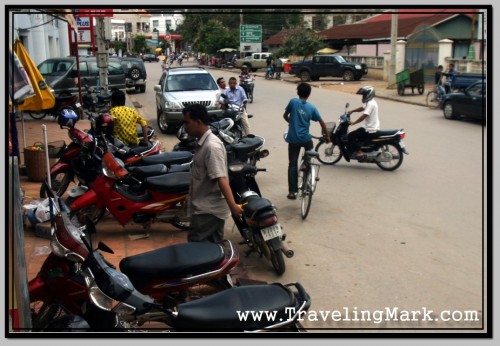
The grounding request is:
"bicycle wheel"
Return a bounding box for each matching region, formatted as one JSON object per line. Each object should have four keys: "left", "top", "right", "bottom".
{"left": 300, "top": 172, "right": 313, "bottom": 220}
{"left": 297, "top": 159, "right": 304, "bottom": 190}
{"left": 426, "top": 91, "right": 440, "bottom": 109}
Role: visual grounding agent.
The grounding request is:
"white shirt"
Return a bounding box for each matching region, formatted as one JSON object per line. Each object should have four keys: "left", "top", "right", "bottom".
{"left": 362, "top": 99, "right": 380, "bottom": 133}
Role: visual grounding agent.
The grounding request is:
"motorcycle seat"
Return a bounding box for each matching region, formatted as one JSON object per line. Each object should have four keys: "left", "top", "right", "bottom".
{"left": 119, "top": 242, "right": 225, "bottom": 290}
{"left": 374, "top": 129, "right": 402, "bottom": 137}
{"left": 127, "top": 164, "right": 167, "bottom": 179}
{"left": 140, "top": 151, "right": 193, "bottom": 167}
{"left": 243, "top": 196, "right": 274, "bottom": 220}
{"left": 144, "top": 171, "right": 191, "bottom": 194}
{"left": 171, "top": 284, "right": 296, "bottom": 331}
{"left": 230, "top": 136, "right": 264, "bottom": 158}
{"left": 55, "top": 93, "right": 76, "bottom": 102}
{"left": 129, "top": 144, "right": 155, "bottom": 155}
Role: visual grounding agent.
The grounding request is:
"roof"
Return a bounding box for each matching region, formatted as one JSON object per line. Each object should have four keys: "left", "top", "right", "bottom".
{"left": 263, "top": 30, "right": 295, "bottom": 46}
{"left": 320, "top": 9, "right": 477, "bottom": 41}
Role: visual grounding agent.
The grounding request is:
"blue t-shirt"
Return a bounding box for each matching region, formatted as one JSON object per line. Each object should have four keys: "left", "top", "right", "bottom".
{"left": 285, "top": 98, "right": 322, "bottom": 144}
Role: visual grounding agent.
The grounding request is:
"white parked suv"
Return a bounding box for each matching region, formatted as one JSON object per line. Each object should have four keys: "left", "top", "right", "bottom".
{"left": 154, "top": 67, "right": 223, "bottom": 134}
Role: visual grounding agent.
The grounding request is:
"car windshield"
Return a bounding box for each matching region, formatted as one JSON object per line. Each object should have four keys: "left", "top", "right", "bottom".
{"left": 333, "top": 56, "right": 346, "bottom": 63}
{"left": 38, "top": 60, "right": 73, "bottom": 76}
{"left": 165, "top": 73, "right": 217, "bottom": 92}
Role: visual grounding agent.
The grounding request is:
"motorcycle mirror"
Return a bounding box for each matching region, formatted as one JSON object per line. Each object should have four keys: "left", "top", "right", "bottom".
{"left": 345, "top": 102, "right": 350, "bottom": 108}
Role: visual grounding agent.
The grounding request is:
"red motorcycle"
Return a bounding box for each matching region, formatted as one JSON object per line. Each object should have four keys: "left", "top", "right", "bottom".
{"left": 40, "top": 109, "right": 161, "bottom": 198}
{"left": 28, "top": 189, "right": 239, "bottom": 330}
{"left": 68, "top": 142, "right": 193, "bottom": 229}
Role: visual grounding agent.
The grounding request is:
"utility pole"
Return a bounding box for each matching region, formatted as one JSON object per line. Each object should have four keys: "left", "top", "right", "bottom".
{"left": 95, "top": 17, "right": 109, "bottom": 94}
{"left": 388, "top": 10, "right": 398, "bottom": 89}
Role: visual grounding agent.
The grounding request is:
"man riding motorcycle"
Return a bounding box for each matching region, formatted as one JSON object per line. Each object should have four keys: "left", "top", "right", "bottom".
{"left": 239, "top": 66, "right": 252, "bottom": 98}
{"left": 346, "top": 86, "right": 380, "bottom": 159}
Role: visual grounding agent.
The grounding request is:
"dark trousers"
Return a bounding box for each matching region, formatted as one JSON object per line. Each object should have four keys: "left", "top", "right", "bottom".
{"left": 188, "top": 214, "right": 225, "bottom": 243}
{"left": 288, "top": 140, "right": 313, "bottom": 193}
{"left": 347, "top": 128, "right": 375, "bottom": 156}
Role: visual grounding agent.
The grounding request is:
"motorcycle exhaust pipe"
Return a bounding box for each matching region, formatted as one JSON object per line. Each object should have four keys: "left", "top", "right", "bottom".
{"left": 281, "top": 244, "right": 294, "bottom": 258}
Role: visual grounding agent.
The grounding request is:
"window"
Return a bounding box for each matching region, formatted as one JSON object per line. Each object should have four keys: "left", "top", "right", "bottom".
{"left": 153, "top": 20, "right": 159, "bottom": 28}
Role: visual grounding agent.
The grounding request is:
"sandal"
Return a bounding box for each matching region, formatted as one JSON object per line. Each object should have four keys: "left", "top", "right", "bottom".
{"left": 287, "top": 192, "right": 297, "bottom": 200}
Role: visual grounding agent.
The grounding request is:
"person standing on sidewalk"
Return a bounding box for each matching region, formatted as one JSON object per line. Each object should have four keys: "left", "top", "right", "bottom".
{"left": 283, "top": 82, "right": 330, "bottom": 200}
{"left": 274, "top": 56, "right": 283, "bottom": 79}
{"left": 182, "top": 104, "right": 243, "bottom": 242}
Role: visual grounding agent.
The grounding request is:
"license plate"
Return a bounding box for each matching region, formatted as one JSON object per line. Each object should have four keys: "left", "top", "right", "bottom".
{"left": 261, "top": 223, "right": 282, "bottom": 241}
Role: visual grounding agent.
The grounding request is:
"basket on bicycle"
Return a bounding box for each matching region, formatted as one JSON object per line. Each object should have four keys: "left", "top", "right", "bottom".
{"left": 325, "top": 122, "right": 336, "bottom": 135}
{"left": 47, "top": 140, "right": 66, "bottom": 159}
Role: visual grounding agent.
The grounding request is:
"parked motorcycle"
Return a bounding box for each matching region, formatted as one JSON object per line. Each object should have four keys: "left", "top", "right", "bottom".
{"left": 173, "top": 118, "right": 236, "bottom": 153}
{"left": 225, "top": 137, "right": 292, "bottom": 275}
{"left": 68, "top": 135, "right": 193, "bottom": 229}
{"left": 40, "top": 109, "right": 159, "bottom": 198}
{"left": 28, "top": 188, "right": 240, "bottom": 330}
{"left": 315, "top": 103, "right": 409, "bottom": 171}
{"left": 26, "top": 90, "right": 80, "bottom": 120}
{"left": 76, "top": 224, "right": 310, "bottom": 331}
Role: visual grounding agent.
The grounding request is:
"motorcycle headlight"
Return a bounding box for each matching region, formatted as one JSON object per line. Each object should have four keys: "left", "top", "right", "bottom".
{"left": 83, "top": 268, "right": 136, "bottom": 315}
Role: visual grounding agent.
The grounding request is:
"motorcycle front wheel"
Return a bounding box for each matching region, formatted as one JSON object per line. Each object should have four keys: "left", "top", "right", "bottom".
{"left": 67, "top": 199, "right": 106, "bottom": 225}
{"left": 375, "top": 143, "right": 404, "bottom": 171}
{"left": 315, "top": 141, "right": 342, "bottom": 165}
{"left": 27, "top": 110, "right": 49, "bottom": 120}
{"left": 40, "top": 171, "right": 73, "bottom": 198}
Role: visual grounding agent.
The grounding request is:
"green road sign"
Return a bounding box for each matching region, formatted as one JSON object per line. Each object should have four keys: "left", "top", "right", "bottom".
{"left": 240, "top": 24, "right": 262, "bottom": 43}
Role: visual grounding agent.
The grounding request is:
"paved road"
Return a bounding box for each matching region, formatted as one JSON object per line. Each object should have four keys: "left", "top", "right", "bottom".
{"left": 130, "top": 61, "right": 485, "bottom": 331}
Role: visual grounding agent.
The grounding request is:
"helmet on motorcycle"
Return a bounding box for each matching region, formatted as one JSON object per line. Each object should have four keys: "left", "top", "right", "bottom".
{"left": 96, "top": 113, "right": 114, "bottom": 136}
{"left": 58, "top": 108, "right": 78, "bottom": 128}
{"left": 356, "top": 86, "right": 375, "bottom": 103}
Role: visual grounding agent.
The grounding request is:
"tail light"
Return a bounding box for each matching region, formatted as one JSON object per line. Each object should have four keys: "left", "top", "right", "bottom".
{"left": 400, "top": 132, "right": 406, "bottom": 139}
{"left": 102, "top": 152, "right": 129, "bottom": 180}
{"left": 257, "top": 214, "right": 278, "bottom": 228}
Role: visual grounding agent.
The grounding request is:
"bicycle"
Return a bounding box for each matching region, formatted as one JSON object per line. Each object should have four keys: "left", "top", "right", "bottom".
{"left": 426, "top": 83, "right": 446, "bottom": 109}
{"left": 297, "top": 136, "right": 322, "bottom": 220}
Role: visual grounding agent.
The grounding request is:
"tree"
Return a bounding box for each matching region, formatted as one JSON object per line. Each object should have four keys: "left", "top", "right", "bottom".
{"left": 278, "top": 28, "right": 325, "bottom": 57}
{"left": 113, "top": 39, "right": 124, "bottom": 55}
{"left": 132, "top": 35, "right": 148, "bottom": 54}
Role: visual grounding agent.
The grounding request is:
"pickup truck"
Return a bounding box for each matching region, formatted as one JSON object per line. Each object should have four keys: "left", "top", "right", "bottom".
{"left": 234, "top": 52, "right": 272, "bottom": 72}
{"left": 289, "top": 54, "right": 368, "bottom": 82}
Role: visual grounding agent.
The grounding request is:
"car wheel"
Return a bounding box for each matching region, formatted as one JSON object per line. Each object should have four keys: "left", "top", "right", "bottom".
{"left": 443, "top": 101, "right": 457, "bottom": 120}
{"left": 300, "top": 71, "right": 311, "bottom": 82}
{"left": 129, "top": 67, "right": 141, "bottom": 81}
{"left": 158, "top": 113, "right": 169, "bottom": 133}
{"left": 342, "top": 70, "right": 355, "bottom": 81}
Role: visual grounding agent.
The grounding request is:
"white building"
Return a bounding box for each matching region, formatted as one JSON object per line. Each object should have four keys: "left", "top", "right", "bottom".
{"left": 10, "top": 9, "right": 71, "bottom": 65}
{"left": 150, "top": 12, "right": 184, "bottom": 34}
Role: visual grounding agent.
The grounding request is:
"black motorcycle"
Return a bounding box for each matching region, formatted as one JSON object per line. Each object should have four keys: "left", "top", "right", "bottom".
{"left": 225, "top": 136, "right": 292, "bottom": 275}
{"left": 26, "top": 90, "right": 80, "bottom": 120}
{"left": 315, "top": 103, "right": 409, "bottom": 171}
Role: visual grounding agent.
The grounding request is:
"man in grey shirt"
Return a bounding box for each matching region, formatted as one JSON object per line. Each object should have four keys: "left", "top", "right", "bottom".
{"left": 182, "top": 104, "right": 243, "bottom": 242}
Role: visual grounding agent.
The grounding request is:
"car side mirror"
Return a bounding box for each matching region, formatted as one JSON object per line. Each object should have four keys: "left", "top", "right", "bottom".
{"left": 154, "top": 85, "right": 162, "bottom": 92}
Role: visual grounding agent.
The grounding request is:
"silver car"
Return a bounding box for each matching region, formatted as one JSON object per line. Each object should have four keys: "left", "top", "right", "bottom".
{"left": 154, "top": 67, "right": 223, "bottom": 134}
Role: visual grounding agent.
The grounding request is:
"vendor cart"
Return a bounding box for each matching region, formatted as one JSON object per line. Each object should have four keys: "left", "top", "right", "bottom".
{"left": 396, "top": 69, "right": 425, "bottom": 96}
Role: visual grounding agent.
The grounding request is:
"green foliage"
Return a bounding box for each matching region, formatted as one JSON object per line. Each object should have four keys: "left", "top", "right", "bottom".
{"left": 279, "top": 28, "right": 325, "bottom": 57}
{"left": 132, "top": 35, "right": 148, "bottom": 54}
{"left": 113, "top": 39, "right": 124, "bottom": 54}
